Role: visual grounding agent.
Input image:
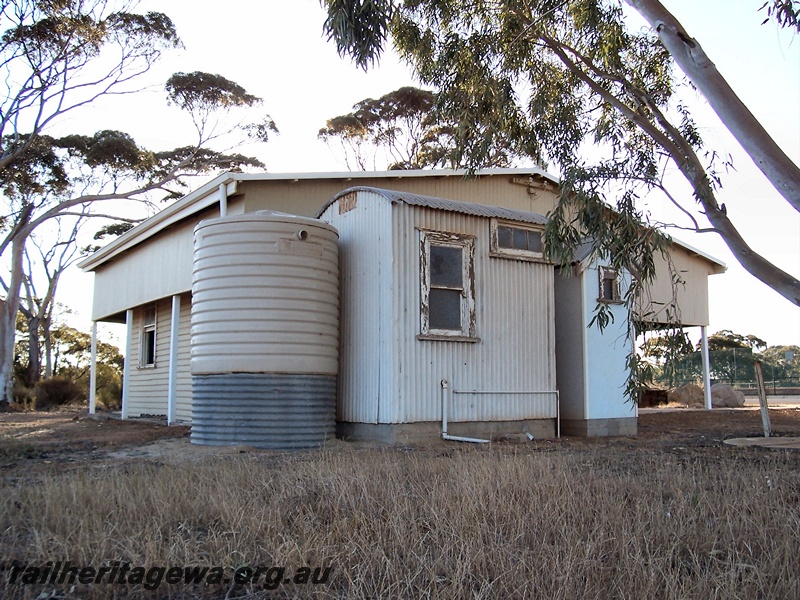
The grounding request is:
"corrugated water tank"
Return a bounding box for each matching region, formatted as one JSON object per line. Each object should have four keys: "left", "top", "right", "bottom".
{"left": 190, "top": 211, "right": 339, "bottom": 449}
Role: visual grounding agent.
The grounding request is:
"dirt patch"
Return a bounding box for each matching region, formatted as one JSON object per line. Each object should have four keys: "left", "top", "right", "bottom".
{"left": 0, "top": 410, "right": 189, "bottom": 473}
{"left": 2, "top": 406, "right": 800, "bottom": 474}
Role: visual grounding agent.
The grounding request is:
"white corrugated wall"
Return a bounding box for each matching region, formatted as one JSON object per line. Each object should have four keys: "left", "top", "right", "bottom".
{"left": 321, "top": 191, "right": 392, "bottom": 423}
{"left": 391, "top": 205, "right": 556, "bottom": 423}
{"left": 321, "top": 191, "right": 557, "bottom": 426}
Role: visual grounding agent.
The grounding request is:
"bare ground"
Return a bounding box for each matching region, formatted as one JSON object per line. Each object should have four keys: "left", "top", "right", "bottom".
{"left": 1, "top": 405, "right": 799, "bottom": 475}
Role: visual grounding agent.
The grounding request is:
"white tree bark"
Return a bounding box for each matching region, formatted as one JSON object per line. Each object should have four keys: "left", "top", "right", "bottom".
{"left": 626, "top": 0, "right": 800, "bottom": 213}
{"left": 0, "top": 238, "right": 25, "bottom": 404}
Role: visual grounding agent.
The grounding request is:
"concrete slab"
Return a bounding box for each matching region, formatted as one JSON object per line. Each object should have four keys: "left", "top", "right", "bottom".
{"left": 723, "top": 437, "right": 800, "bottom": 450}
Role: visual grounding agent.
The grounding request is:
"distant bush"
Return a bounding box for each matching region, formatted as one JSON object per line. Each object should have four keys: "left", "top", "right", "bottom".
{"left": 34, "top": 377, "right": 84, "bottom": 411}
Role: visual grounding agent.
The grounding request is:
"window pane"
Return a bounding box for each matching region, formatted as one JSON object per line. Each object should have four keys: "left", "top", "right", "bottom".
{"left": 512, "top": 227, "right": 527, "bottom": 250}
{"left": 497, "top": 226, "right": 512, "bottom": 249}
{"left": 143, "top": 330, "right": 156, "bottom": 365}
{"left": 429, "top": 288, "right": 462, "bottom": 330}
{"left": 602, "top": 278, "right": 615, "bottom": 300}
{"left": 526, "top": 230, "right": 543, "bottom": 253}
{"left": 430, "top": 245, "right": 462, "bottom": 288}
{"left": 602, "top": 275, "right": 617, "bottom": 301}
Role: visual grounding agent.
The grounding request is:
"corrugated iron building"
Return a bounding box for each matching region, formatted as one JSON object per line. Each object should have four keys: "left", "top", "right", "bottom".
{"left": 318, "top": 187, "right": 559, "bottom": 442}
{"left": 77, "top": 169, "right": 725, "bottom": 441}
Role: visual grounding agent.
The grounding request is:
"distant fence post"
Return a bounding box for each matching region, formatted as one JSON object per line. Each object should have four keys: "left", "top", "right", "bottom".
{"left": 754, "top": 361, "right": 771, "bottom": 438}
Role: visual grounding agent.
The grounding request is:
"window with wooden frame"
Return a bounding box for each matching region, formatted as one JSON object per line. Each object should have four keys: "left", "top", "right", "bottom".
{"left": 489, "top": 218, "right": 545, "bottom": 262}
{"left": 598, "top": 266, "right": 622, "bottom": 303}
{"left": 139, "top": 305, "right": 157, "bottom": 367}
{"left": 418, "top": 230, "right": 477, "bottom": 342}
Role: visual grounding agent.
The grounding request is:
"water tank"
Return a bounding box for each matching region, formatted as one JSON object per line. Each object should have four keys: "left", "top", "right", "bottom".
{"left": 190, "top": 211, "right": 339, "bottom": 449}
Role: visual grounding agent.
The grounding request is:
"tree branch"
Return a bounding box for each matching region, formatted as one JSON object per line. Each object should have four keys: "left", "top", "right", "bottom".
{"left": 536, "top": 31, "right": 800, "bottom": 306}
{"left": 625, "top": 0, "right": 800, "bottom": 213}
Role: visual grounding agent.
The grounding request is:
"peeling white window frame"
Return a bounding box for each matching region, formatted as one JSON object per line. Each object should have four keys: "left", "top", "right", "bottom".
{"left": 418, "top": 228, "right": 478, "bottom": 342}
{"left": 598, "top": 265, "right": 623, "bottom": 304}
{"left": 139, "top": 305, "right": 157, "bottom": 368}
{"left": 489, "top": 218, "right": 547, "bottom": 262}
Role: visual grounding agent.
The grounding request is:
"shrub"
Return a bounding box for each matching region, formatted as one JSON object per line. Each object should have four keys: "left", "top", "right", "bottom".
{"left": 34, "top": 377, "right": 84, "bottom": 411}
{"left": 12, "top": 383, "right": 35, "bottom": 410}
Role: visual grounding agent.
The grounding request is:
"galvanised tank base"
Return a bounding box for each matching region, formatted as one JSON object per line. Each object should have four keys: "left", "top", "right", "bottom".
{"left": 191, "top": 373, "right": 336, "bottom": 449}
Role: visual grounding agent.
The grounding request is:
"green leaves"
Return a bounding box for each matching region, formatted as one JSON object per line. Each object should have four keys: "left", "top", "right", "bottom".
{"left": 56, "top": 130, "right": 154, "bottom": 173}
{"left": 106, "top": 11, "right": 181, "bottom": 53}
{"left": 0, "top": 134, "right": 70, "bottom": 199}
{"left": 759, "top": 0, "right": 800, "bottom": 32}
{"left": 321, "top": 0, "right": 395, "bottom": 69}
{"left": 166, "top": 72, "right": 261, "bottom": 112}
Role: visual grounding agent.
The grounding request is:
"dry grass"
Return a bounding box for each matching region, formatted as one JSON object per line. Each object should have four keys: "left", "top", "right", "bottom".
{"left": 1, "top": 443, "right": 799, "bottom": 599}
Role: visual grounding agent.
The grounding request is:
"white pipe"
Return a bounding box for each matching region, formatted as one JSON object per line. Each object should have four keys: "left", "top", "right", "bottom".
{"left": 121, "top": 309, "right": 133, "bottom": 419}
{"left": 440, "top": 380, "right": 490, "bottom": 444}
{"left": 556, "top": 390, "right": 560, "bottom": 438}
{"left": 701, "top": 325, "right": 712, "bottom": 410}
{"left": 88, "top": 321, "right": 97, "bottom": 415}
{"left": 219, "top": 183, "right": 228, "bottom": 217}
{"left": 441, "top": 379, "right": 448, "bottom": 436}
{"left": 166, "top": 294, "right": 181, "bottom": 425}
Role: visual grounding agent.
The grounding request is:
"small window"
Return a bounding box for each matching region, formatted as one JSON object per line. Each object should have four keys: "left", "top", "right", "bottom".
{"left": 139, "top": 306, "right": 156, "bottom": 367}
{"left": 598, "top": 266, "right": 622, "bottom": 303}
{"left": 419, "top": 230, "right": 477, "bottom": 341}
{"left": 490, "top": 219, "right": 545, "bottom": 261}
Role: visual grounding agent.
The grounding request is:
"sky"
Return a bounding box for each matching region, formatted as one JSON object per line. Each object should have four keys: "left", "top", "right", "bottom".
{"left": 52, "top": 0, "right": 800, "bottom": 348}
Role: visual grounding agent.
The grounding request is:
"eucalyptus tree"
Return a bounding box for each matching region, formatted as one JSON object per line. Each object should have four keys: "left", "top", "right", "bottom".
{"left": 319, "top": 86, "right": 437, "bottom": 170}
{"left": 0, "top": 1, "right": 276, "bottom": 403}
{"left": 320, "top": 85, "right": 519, "bottom": 170}
{"left": 17, "top": 214, "right": 87, "bottom": 385}
{"left": 321, "top": 0, "right": 800, "bottom": 310}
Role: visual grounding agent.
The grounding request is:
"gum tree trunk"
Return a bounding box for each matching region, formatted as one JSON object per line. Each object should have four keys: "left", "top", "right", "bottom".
{"left": 626, "top": 0, "right": 800, "bottom": 212}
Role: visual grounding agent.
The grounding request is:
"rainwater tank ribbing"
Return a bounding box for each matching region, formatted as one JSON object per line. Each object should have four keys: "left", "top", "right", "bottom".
{"left": 190, "top": 211, "right": 339, "bottom": 449}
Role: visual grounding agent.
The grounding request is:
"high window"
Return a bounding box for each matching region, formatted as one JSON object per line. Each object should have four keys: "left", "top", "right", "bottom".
{"left": 598, "top": 266, "right": 622, "bottom": 303}
{"left": 139, "top": 305, "right": 157, "bottom": 367}
{"left": 489, "top": 219, "right": 545, "bottom": 261}
{"left": 419, "top": 230, "right": 477, "bottom": 341}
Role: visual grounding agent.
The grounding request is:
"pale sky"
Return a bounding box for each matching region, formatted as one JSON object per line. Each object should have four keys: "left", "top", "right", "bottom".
{"left": 55, "top": 0, "right": 799, "bottom": 348}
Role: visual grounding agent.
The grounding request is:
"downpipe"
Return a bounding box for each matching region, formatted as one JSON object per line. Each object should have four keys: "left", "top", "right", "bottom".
{"left": 440, "top": 379, "right": 490, "bottom": 444}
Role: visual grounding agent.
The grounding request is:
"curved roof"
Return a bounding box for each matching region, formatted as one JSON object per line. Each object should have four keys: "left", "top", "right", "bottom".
{"left": 317, "top": 186, "right": 549, "bottom": 225}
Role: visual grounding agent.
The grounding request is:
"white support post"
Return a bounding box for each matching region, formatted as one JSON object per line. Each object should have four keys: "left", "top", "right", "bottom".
{"left": 89, "top": 321, "right": 97, "bottom": 415}
{"left": 166, "top": 294, "right": 181, "bottom": 425}
{"left": 701, "top": 325, "right": 712, "bottom": 410}
{"left": 121, "top": 309, "right": 133, "bottom": 419}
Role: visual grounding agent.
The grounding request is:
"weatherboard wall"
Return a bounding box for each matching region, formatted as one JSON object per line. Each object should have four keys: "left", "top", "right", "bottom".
{"left": 240, "top": 174, "right": 558, "bottom": 218}
{"left": 90, "top": 202, "right": 245, "bottom": 322}
{"left": 125, "top": 293, "right": 192, "bottom": 420}
{"left": 636, "top": 244, "right": 720, "bottom": 328}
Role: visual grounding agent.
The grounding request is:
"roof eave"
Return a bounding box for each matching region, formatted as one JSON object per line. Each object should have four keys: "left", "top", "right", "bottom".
{"left": 77, "top": 173, "right": 237, "bottom": 272}
{"left": 77, "top": 167, "right": 557, "bottom": 272}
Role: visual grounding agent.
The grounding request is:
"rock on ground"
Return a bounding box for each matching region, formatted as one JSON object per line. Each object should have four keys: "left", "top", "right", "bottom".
{"left": 668, "top": 383, "right": 705, "bottom": 407}
{"left": 711, "top": 383, "right": 746, "bottom": 408}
